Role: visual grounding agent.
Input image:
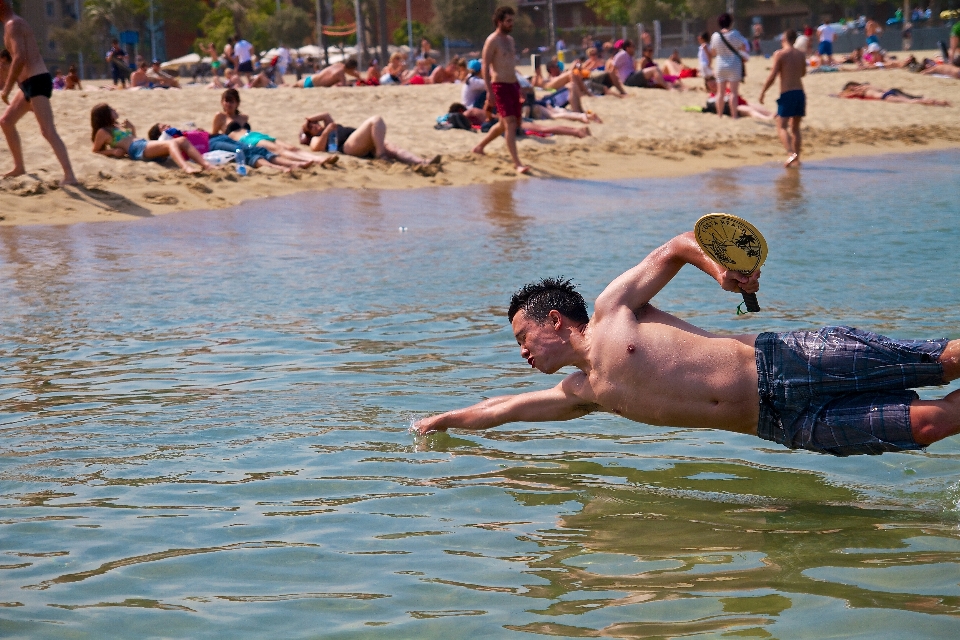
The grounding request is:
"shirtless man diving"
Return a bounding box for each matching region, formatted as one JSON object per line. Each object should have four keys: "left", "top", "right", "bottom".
{"left": 416, "top": 231, "right": 960, "bottom": 457}
{"left": 0, "top": 0, "right": 77, "bottom": 185}
{"left": 759, "top": 30, "right": 806, "bottom": 168}
{"left": 472, "top": 6, "right": 529, "bottom": 175}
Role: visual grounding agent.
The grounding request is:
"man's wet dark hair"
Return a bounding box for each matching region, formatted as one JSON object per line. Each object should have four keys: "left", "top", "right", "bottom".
{"left": 493, "top": 5, "right": 514, "bottom": 25}
{"left": 345, "top": 58, "right": 358, "bottom": 70}
{"left": 783, "top": 29, "right": 797, "bottom": 44}
{"left": 508, "top": 277, "right": 589, "bottom": 325}
{"left": 718, "top": 13, "right": 733, "bottom": 29}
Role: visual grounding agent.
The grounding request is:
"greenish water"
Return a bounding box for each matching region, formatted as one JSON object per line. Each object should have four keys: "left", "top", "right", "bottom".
{"left": 1, "top": 150, "right": 959, "bottom": 638}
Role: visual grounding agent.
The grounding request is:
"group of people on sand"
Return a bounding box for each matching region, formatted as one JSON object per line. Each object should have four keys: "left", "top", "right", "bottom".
{"left": 89, "top": 87, "right": 439, "bottom": 175}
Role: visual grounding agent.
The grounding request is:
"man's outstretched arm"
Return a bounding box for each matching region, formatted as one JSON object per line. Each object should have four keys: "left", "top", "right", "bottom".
{"left": 416, "top": 375, "right": 597, "bottom": 436}
{"left": 593, "top": 231, "right": 759, "bottom": 318}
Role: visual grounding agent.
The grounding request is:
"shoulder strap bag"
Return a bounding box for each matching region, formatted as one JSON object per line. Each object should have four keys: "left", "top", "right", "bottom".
{"left": 718, "top": 31, "right": 747, "bottom": 79}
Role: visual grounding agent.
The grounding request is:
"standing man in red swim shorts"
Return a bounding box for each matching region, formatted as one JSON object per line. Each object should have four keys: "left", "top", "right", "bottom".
{"left": 0, "top": 0, "right": 77, "bottom": 185}
{"left": 472, "top": 6, "right": 529, "bottom": 175}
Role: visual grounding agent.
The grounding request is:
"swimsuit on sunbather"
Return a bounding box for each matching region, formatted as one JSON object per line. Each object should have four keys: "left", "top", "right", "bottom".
{"left": 225, "top": 121, "right": 251, "bottom": 135}
{"left": 239, "top": 132, "right": 275, "bottom": 146}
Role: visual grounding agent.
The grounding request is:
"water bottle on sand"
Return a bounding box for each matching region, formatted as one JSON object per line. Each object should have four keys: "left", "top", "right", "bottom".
{"left": 327, "top": 129, "right": 338, "bottom": 154}
{"left": 235, "top": 149, "right": 247, "bottom": 176}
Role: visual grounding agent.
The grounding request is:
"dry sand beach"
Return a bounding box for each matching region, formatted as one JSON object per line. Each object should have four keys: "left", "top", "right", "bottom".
{"left": 1, "top": 52, "right": 958, "bottom": 226}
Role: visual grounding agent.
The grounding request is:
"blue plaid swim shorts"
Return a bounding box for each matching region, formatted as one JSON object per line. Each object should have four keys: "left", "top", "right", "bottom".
{"left": 755, "top": 326, "right": 949, "bottom": 456}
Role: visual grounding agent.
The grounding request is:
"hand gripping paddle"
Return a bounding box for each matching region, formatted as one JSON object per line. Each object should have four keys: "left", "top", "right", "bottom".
{"left": 694, "top": 213, "right": 768, "bottom": 313}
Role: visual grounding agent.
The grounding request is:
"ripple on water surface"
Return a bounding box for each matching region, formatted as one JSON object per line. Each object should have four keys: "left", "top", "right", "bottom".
{"left": 1, "top": 151, "right": 959, "bottom": 638}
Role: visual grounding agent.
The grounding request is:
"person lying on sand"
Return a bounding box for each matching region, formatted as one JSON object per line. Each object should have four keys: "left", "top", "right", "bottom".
{"left": 415, "top": 234, "right": 960, "bottom": 458}
{"left": 838, "top": 81, "right": 949, "bottom": 106}
{"left": 295, "top": 59, "right": 361, "bottom": 88}
{"left": 486, "top": 115, "right": 592, "bottom": 139}
{"left": 246, "top": 70, "right": 276, "bottom": 88}
{"left": 610, "top": 40, "right": 673, "bottom": 90}
{"left": 90, "top": 103, "right": 211, "bottom": 174}
{"left": 528, "top": 70, "right": 602, "bottom": 123}
{"left": 702, "top": 77, "right": 774, "bottom": 119}
{"left": 211, "top": 89, "right": 331, "bottom": 167}
{"left": 920, "top": 62, "right": 960, "bottom": 79}
{"left": 301, "top": 112, "right": 440, "bottom": 169}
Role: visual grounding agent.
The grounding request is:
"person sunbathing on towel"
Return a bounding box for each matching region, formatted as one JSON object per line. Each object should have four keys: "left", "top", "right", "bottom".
{"left": 295, "top": 59, "right": 361, "bottom": 88}
{"left": 838, "top": 81, "right": 949, "bottom": 106}
{"left": 90, "top": 103, "right": 211, "bottom": 174}
{"left": 301, "top": 112, "right": 440, "bottom": 168}
{"left": 211, "top": 88, "right": 333, "bottom": 166}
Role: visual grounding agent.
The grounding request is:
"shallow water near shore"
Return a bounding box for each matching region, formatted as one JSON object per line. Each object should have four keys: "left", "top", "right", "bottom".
{"left": 1, "top": 150, "right": 959, "bottom": 638}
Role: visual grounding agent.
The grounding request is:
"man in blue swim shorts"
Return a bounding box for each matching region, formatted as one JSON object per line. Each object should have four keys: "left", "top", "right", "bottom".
{"left": 415, "top": 231, "right": 960, "bottom": 458}
{"left": 759, "top": 29, "right": 806, "bottom": 167}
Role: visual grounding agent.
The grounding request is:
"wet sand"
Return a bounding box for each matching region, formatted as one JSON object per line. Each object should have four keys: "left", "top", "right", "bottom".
{"left": 1, "top": 51, "right": 958, "bottom": 226}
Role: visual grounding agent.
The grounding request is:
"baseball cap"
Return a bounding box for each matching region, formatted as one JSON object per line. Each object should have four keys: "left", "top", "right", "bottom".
{"left": 467, "top": 59, "right": 481, "bottom": 73}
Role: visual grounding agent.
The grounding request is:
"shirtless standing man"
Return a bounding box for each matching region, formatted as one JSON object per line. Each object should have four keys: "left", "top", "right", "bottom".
{"left": 471, "top": 6, "right": 529, "bottom": 175}
{"left": 759, "top": 30, "right": 806, "bottom": 168}
{"left": 416, "top": 231, "right": 960, "bottom": 457}
{"left": 0, "top": 0, "right": 77, "bottom": 185}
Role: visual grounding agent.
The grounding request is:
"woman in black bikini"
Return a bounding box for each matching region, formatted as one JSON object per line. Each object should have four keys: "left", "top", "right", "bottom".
{"left": 300, "top": 112, "right": 439, "bottom": 167}
{"left": 211, "top": 89, "right": 335, "bottom": 166}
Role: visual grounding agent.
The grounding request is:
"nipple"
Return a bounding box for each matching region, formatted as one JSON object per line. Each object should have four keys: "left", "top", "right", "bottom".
{"left": 626, "top": 344, "right": 636, "bottom": 353}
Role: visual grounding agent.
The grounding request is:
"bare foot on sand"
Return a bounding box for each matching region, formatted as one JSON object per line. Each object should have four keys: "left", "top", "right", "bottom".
{"left": 577, "top": 127, "right": 592, "bottom": 138}
{"left": 3, "top": 168, "right": 26, "bottom": 179}
{"left": 320, "top": 155, "right": 338, "bottom": 167}
{"left": 785, "top": 153, "right": 799, "bottom": 168}
{"left": 515, "top": 165, "right": 530, "bottom": 175}
{"left": 472, "top": 145, "right": 485, "bottom": 155}
{"left": 588, "top": 111, "right": 603, "bottom": 123}
{"left": 60, "top": 176, "right": 79, "bottom": 186}
{"left": 184, "top": 165, "right": 203, "bottom": 175}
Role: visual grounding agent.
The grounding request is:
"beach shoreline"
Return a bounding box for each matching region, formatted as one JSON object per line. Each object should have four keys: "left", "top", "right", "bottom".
{"left": 2, "top": 53, "right": 957, "bottom": 227}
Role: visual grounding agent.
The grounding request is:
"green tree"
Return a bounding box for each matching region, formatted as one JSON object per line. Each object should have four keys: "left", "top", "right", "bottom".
{"left": 84, "top": 0, "right": 149, "bottom": 32}
{"left": 199, "top": 7, "right": 237, "bottom": 50}
{"left": 431, "top": 0, "right": 506, "bottom": 46}
{"left": 392, "top": 20, "right": 431, "bottom": 47}
{"left": 263, "top": 5, "right": 315, "bottom": 47}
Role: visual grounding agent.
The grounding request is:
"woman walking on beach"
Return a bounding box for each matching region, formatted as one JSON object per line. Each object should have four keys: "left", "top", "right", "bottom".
{"left": 709, "top": 13, "right": 749, "bottom": 120}
{"left": 90, "top": 104, "right": 211, "bottom": 174}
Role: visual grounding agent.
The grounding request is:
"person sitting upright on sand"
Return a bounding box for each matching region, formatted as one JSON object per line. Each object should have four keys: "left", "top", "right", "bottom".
{"left": 295, "top": 59, "right": 361, "bottom": 88}
{"left": 0, "top": 1, "right": 77, "bottom": 185}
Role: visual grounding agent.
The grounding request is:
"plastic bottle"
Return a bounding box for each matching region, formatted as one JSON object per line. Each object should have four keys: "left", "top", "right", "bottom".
{"left": 326, "top": 129, "right": 338, "bottom": 154}
{"left": 235, "top": 149, "right": 247, "bottom": 176}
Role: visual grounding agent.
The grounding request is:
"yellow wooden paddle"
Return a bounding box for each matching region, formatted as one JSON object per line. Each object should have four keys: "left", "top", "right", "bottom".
{"left": 694, "top": 213, "right": 768, "bottom": 313}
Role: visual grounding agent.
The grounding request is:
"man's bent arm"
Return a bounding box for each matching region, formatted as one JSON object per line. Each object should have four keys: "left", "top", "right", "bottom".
{"left": 416, "top": 377, "right": 597, "bottom": 435}
{"left": 594, "top": 231, "right": 758, "bottom": 317}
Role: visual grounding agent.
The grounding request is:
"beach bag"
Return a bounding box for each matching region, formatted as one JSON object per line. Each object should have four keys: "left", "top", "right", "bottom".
{"left": 718, "top": 31, "right": 747, "bottom": 79}
{"left": 203, "top": 150, "right": 236, "bottom": 166}
{"left": 184, "top": 130, "right": 209, "bottom": 154}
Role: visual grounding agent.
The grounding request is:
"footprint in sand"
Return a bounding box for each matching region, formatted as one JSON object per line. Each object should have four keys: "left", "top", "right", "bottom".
{"left": 144, "top": 192, "right": 179, "bottom": 205}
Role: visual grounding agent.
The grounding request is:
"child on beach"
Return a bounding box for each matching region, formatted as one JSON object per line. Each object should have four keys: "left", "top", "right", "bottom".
{"left": 90, "top": 103, "right": 212, "bottom": 174}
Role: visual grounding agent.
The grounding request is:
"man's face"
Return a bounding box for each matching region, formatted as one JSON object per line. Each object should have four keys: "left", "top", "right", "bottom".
{"left": 498, "top": 15, "right": 514, "bottom": 34}
{"left": 511, "top": 310, "right": 565, "bottom": 374}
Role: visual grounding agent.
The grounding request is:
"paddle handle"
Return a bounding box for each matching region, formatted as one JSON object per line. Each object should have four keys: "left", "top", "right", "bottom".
{"left": 741, "top": 291, "right": 760, "bottom": 313}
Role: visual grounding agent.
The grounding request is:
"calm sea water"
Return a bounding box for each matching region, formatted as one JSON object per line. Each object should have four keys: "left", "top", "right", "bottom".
{"left": 1, "top": 150, "right": 959, "bottom": 639}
